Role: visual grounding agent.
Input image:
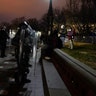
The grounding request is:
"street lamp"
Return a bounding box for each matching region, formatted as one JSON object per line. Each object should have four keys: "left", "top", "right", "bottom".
{"left": 47, "top": 0, "right": 53, "bottom": 35}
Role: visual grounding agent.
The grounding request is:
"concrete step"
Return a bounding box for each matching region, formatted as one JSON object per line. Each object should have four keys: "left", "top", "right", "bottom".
{"left": 42, "top": 59, "right": 71, "bottom": 96}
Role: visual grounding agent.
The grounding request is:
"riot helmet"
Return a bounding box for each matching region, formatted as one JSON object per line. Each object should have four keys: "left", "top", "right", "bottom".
{"left": 19, "top": 21, "right": 28, "bottom": 29}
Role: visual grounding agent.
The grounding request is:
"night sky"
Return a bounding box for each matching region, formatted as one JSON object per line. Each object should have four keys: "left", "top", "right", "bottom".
{"left": 0, "top": 0, "right": 66, "bottom": 22}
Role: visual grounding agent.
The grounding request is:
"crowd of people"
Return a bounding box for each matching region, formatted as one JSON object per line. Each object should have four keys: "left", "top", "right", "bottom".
{"left": 0, "top": 21, "right": 75, "bottom": 83}
{"left": 0, "top": 21, "right": 34, "bottom": 83}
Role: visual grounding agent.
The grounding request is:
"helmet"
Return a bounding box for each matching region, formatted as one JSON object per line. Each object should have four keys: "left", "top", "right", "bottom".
{"left": 61, "top": 25, "right": 65, "bottom": 29}
{"left": 19, "top": 21, "right": 28, "bottom": 29}
{"left": 24, "top": 21, "right": 28, "bottom": 25}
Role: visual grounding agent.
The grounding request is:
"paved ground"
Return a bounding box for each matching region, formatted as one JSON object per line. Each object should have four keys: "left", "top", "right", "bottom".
{"left": 0, "top": 47, "right": 71, "bottom": 96}
{"left": 0, "top": 47, "right": 44, "bottom": 96}
{"left": 42, "top": 59, "right": 71, "bottom": 96}
{"left": 22, "top": 48, "right": 44, "bottom": 96}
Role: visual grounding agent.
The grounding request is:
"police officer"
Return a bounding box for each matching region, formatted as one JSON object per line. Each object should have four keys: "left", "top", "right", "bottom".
{"left": 12, "top": 21, "right": 33, "bottom": 83}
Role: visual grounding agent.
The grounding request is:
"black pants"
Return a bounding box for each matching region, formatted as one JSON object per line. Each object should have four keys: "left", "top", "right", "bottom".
{"left": 0, "top": 43, "right": 6, "bottom": 57}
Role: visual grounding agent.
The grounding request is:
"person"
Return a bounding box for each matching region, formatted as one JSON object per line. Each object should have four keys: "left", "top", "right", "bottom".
{"left": 57, "top": 36, "right": 63, "bottom": 49}
{"left": 50, "top": 29, "right": 63, "bottom": 49}
{"left": 60, "top": 26, "right": 67, "bottom": 47}
{"left": 12, "top": 21, "right": 34, "bottom": 83}
{"left": 67, "top": 27, "right": 74, "bottom": 49}
{"left": 0, "top": 26, "right": 9, "bottom": 58}
{"left": 39, "top": 29, "right": 62, "bottom": 63}
{"left": 43, "top": 29, "right": 59, "bottom": 58}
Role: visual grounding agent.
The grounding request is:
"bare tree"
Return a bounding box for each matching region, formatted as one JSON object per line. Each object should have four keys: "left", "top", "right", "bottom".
{"left": 27, "top": 18, "right": 39, "bottom": 31}
{"left": 38, "top": 13, "right": 49, "bottom": 34}
{"left": 11, "top": 17, "right": 26, "bottom": 29}
{"left": 80, "top": 0, "right": 96, "bottom": 24}
{"left": 53, "top": 8, "right": 66, "bottom": 30}
{"left": 65, "top": 0, "right": 81, "bottom": 24}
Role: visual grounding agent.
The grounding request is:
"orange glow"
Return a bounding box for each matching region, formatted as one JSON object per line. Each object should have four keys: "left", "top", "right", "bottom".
{"left": 0, "top": 0, "right": 65, "bottom": 22}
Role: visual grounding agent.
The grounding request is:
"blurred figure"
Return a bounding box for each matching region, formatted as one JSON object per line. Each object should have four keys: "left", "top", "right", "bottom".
{"left": 0, "top": 26, "right": 9, "bottom": 58}
{"left": 67, "top": 27, "right": 74, "bottom": 49}
{"left": 40, "top": 29, "right": 62, "bottom": 59}
{"left": 51, "top": 29, "right": 63, "bottom": 49}
{"left": 60, "top": 25, "right": 67, "bottom": 47}
{"left": 12, "top": 21, "right": 34, "bottom": 83}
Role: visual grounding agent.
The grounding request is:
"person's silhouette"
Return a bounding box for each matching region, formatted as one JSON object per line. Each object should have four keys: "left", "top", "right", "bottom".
{"left": 0, "top": 26, "right": 9, "bottom": 58}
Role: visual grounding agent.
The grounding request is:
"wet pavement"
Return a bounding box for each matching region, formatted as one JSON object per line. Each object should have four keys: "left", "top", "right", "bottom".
{"left": 0, "top": 47, "right": 71, "bottom": 96}
{"left": 0, "top": 47, "right": 44, "bottom": 96}
{"left": 0, "top": 54, "right": 17, "bottom": 96}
